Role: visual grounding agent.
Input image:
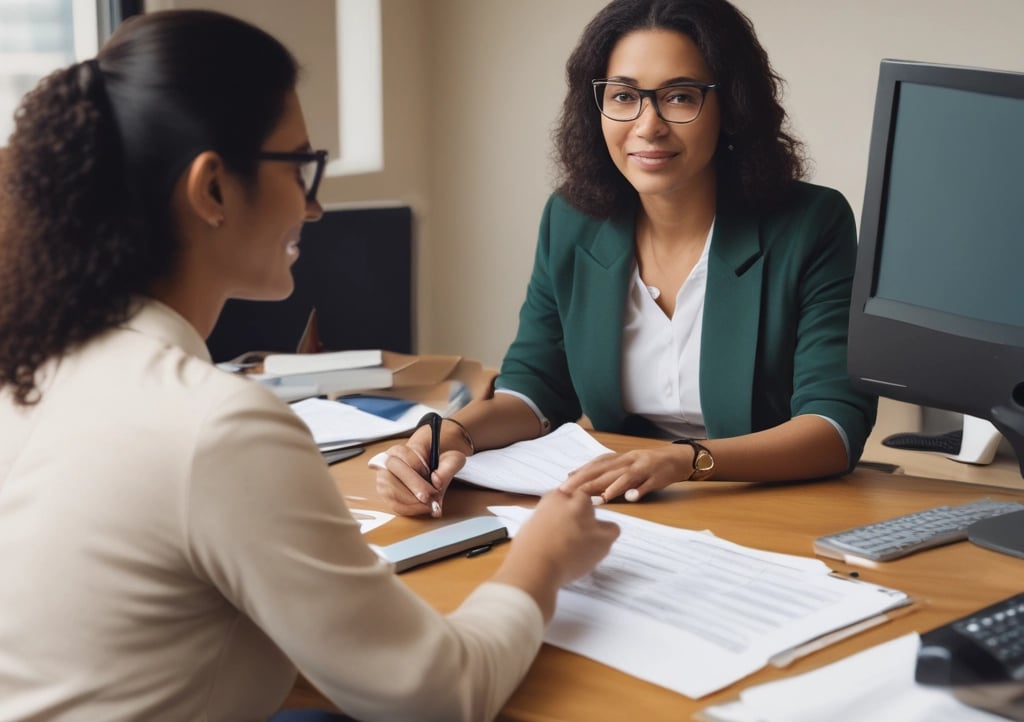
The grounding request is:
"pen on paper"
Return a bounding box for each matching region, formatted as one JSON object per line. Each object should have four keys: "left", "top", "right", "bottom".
{"left": 424, "top": 412, "right": 443, "bottom": 517}
{"left": 427, "top": 412, "right": 441, "bottom": 476}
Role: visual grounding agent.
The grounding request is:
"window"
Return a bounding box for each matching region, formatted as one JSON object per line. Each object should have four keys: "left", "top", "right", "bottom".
{"left": 330, "top": 0, "right": 382, "bottom": 175}
{"left": 0, "top": 0, "right": 101, "bottom": 143}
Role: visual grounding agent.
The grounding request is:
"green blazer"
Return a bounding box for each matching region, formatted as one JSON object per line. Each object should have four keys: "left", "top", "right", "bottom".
{"left": 495, "top": 182, "right": 878, "bottom": 467}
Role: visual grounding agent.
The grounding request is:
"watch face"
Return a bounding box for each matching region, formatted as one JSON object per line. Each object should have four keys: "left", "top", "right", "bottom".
{"left": 694, "top": 450, "right": 714, "bottom": 472}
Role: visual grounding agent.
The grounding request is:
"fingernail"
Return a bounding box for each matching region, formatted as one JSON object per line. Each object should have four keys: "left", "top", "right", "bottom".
{"left": 625, "top": 489, "right": 640, "bottom": 502}
{"left": 431, "top": 500, "right": 442, "bottom": 517}
{"left": 416, "top": 492, "right": 429, "bottom": 504}
{"left": 591, "top": 495, "right": 604, "bottom": 506}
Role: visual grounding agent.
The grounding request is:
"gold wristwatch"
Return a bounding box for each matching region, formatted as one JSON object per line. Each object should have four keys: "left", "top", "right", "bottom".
{"left": 672, "top": 438, "right": 715, "bottom": 481}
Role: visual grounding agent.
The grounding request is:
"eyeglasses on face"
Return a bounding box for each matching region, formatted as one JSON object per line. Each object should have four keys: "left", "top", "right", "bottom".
{"left": 256, "top": 149, "right": 328, "bottom": 203}
{"left": 591, "top": 80, "right": 717, "bottom": 125}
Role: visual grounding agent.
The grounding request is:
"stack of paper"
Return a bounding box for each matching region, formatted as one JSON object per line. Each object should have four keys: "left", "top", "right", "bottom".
{"left": 488, "top": 505, "right": 913, "bottom": 700}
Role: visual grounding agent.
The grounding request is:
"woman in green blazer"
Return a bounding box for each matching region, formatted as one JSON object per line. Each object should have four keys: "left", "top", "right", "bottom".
{"left": 377, "top": 0, "right": 877, "bottom": 515}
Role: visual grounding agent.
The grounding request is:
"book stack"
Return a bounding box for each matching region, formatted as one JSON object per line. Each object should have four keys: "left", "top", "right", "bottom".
{"left": 258, "top": 349, "right": 393, "bottom": 401}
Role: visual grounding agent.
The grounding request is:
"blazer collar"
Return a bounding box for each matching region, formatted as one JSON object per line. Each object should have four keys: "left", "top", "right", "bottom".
{"left": 590, "top": 198, "right": 763, "bottom": 275}
{"left": 710, "top": 204, "right": 763, "bottom": 276}
{"left": 583, "top": 211, "right": 635, "bottom": 269}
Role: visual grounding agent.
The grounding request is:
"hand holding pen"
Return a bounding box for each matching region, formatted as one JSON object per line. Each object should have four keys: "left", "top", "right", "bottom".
{"left": 372, "top": 411, "right": 471, "bottom": 519}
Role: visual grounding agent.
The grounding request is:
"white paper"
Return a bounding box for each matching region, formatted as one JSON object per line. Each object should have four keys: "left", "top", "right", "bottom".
{"left": 489, "top": 505, "right": 909, "bottom": 699}
{"left": 290, "top": 397, "right": 433, "bottom": 446}
{"left": 454, "top": 422, "right": 613, "bottom": 495}
{"left": 348, "top": 508, "right": 393, "bottom": 534}
{"left": 700, "top": 633, "right": 1006, "bottom": 722}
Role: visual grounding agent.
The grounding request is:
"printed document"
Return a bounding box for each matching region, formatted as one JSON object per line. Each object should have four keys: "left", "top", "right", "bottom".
{"left": 489, "top": 505, "right": 911, "bottom": 699}
{"left": 455, "top": 422, "right": 613, "bottom": 494}
{"left": 365, "top": 421, "right": 612, "bottom": 491}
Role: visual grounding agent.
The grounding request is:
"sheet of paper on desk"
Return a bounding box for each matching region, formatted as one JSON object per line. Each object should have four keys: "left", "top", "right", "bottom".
{"left": 698, "top": 633, "right": 1004, "bottom": 722}
{"left": 349, "top": 509, "right": 393, "bottom": 534}
{"left": 488, "top": 505, "right": 910, "bottom": 699}
{"left": 290, "top": 397, "right": 435, "bottom": 447}
{"left": 455, "top": 422, "right": 614, "bottom": 494}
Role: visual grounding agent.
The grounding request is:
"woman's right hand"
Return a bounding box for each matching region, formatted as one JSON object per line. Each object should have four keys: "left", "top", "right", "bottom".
{"left": 373, "top": 424, "right": 467, "bottom": 518}
{"left": 493, "top": 489, "right": 619, "bottom": 621}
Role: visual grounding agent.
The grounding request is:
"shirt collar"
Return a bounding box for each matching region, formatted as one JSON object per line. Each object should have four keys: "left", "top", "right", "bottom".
{"left": 121, "top": 297, "right": 212, "bottom": 363}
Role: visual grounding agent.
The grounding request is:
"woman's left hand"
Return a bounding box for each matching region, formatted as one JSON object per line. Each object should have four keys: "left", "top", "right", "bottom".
{"left": 559, "top": 444, "right": 692, "bottom": 503}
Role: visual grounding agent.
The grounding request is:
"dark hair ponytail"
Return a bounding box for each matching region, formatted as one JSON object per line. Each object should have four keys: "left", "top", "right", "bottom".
{"left": 1, "top": 60, "right": 145, "bottom": 404}
{"left": 0, "top": 10, "right": 299, "bottom": 405}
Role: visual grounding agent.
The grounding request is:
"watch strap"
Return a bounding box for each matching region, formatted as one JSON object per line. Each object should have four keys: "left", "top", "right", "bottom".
{"left": 672, "top": 438, "right": 715, "bottom": 481}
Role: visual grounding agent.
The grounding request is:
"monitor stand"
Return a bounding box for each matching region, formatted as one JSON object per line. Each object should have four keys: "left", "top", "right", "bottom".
{"left": 947, "top": 414, "right": 1003, "bottom": 465}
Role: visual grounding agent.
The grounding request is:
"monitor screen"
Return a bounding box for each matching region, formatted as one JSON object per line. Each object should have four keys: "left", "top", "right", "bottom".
{"left": 848, "top": 59, "right": 1024, "bottom": 477}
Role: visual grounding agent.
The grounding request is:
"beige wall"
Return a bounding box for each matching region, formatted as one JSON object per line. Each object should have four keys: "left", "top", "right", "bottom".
{"left": 421, "top": 0, "right": 1024, "bottom": 367}
{"left": 145, "top": 0, "right": 1024, "bottom": 369}
{"left": 422, "top": 0, "right": 607, "bottom": 362}
{"left": 732, "top": 0, "right": 1024, "bottom": 226}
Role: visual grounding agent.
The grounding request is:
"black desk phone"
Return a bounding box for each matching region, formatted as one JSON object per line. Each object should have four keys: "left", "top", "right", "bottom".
{"left": 916, "top": 591, "right": 1024, "bottom": 720}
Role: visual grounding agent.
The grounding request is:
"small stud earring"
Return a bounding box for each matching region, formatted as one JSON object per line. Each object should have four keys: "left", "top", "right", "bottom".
{"left": 209, "top": 217, "right": 223, "bottom": 228}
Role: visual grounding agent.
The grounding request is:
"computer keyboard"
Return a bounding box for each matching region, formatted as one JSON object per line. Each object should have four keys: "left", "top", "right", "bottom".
{"left": 814, "top": 498, "right": 1024, "bottom": 562}
{"left": 917, "top": 591, "right": 1024, "bottom": 686}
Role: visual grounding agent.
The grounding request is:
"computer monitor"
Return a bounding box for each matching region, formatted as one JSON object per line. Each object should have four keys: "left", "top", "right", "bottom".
{"left": 848, "top": 59, "right": 1024, "bottom": 556}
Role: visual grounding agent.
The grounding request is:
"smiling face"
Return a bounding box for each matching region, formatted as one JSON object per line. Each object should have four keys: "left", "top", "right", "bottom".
{"left": 600, "top": 29, "right": 721, "bottom": 204}
{"left": 217, "top": 90, "right": 323, "bottom": 302}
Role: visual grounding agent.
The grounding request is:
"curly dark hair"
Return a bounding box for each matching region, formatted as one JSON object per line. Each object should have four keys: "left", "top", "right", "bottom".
{"left": 554, "top": 0, "right": 806, "bottom": 219}
{"left": 0, "top": 10, "right": 298, "bottom": 405}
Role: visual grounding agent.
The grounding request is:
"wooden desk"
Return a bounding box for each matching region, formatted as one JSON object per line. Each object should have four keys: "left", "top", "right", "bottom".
{"left": 283, "top": 432, "right": 1024, "bottom": 721}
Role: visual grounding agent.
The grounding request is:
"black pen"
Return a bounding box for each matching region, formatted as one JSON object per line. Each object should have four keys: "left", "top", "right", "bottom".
{"left": 418, "top": 412, "right": 443, "bottom": 516}
{"left": 427, "top": 412, "right": 442, "bottom": 479}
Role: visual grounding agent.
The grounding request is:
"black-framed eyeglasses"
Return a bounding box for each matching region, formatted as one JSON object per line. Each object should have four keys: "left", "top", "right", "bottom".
{"left": 592, "top": 80, "right": 717, "bottom": 125}
{"left": 256, "top": 149, "right": 328, "bottom": 203}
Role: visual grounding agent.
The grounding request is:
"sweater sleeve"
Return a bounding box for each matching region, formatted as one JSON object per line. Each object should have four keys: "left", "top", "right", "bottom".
{"left": 184, "top": 382, "right": 543, "bottom": 722}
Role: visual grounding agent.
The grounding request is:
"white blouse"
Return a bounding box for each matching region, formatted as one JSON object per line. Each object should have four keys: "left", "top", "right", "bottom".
{"left": 620, "top": 223, "right": 713, "bottom": 439}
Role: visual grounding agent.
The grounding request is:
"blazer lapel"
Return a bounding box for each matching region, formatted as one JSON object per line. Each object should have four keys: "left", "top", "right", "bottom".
{"left": 563, "top": 214, "right": 634, "bottom": 429}
{"left": 701, "top": 209, "right": 764, "bottom": 437}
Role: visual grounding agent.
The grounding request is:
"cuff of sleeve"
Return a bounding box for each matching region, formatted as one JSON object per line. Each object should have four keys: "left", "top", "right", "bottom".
{"left": 494, "top": 388, "right": 552, "bottom": 433}
{"left": 808, "top": 413, "right": 850, "bottom": 467}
